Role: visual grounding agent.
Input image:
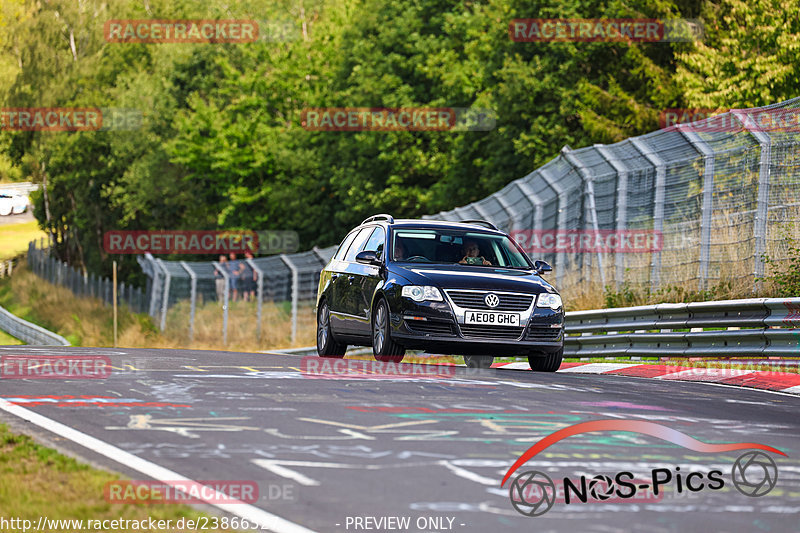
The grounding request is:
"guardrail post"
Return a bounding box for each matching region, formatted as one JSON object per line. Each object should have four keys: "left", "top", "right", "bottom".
{"left": 677, "top": 127, "right": 716, "bottom": 290}
{"left": 180, "top": 261, "right": 197, "bottom": 342}
{"left": 595, "top": 144, "right": 628, "bottom": 289}
{"left": 280, "top": 254, "right": 299, "bottom": 344}
{"left": 731, "top": 110, "right": 772, "bottom": 290}
{"left": 631, "top": 138, "right": 666, "bottom": 289}
{"left": 246, "top": 258, "right": 264, "bottom": 341}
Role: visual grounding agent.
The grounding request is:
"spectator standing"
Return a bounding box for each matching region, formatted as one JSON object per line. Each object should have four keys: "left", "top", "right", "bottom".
{"left": 214, "top": 255, "right": 228, "bottom": 302}
{"left": 228, "top": 252, "right": 242, "bottom": 302}
{"left": 242, "top": 249, "right": 258, "bottom": 302}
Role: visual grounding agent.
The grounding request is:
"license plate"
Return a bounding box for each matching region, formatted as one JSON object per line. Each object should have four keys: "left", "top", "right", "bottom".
{"left": 463, "top": 311, "right": 520, "bottom": 327}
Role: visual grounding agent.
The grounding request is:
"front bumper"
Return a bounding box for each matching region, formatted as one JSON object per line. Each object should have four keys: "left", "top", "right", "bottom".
{"left": 389, "top": 293, "right": 563, "bottom": 356}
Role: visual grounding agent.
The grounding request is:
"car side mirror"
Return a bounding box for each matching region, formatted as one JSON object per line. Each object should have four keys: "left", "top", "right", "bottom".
{"left": 355, "top": 250, "right": 381, "bottom": 265}
{"left": 533, "top": 260, "right": 552, "bottom": 275}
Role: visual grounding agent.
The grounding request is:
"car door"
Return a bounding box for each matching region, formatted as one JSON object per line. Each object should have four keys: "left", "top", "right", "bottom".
{"left": 326, "top": 229, "right": 360, "bottom": 334}
{"left": 334, "top": 226, "right": 374, "bottom": 335}
{"left": 349, "top": 226, "right": 386, "bottom": 337}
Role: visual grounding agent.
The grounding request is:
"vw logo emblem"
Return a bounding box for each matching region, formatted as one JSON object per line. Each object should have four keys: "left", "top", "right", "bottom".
{"left": 485, "top": 293, "right": 500, "bottom": 308}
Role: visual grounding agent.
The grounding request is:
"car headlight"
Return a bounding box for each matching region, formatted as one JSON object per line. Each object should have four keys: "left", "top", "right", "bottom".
{"left": 536, "top": 293, "right": 562, "bottom": 310}
{"left": 401, "top": 286, "right": 443, "bottom": 302}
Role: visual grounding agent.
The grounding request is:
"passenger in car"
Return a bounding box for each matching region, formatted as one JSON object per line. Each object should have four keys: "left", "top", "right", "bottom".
{"left": 459, "top": 240, "right": 491, "bottom": 265}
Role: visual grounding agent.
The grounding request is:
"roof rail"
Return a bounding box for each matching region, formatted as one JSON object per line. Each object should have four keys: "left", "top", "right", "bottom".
{"left": 460, "top": 219, "right": 498, "bottom": 230}
{"left": 361, "top": 214, "right": 395, "bottom": 225}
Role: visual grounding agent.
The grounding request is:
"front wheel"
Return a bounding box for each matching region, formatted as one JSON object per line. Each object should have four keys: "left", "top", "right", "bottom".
{"left": 463, "top": 356, "right": 494, "bottom": 369}
{"left": 528, "top": 349, "right": 563, "bottom": 372}
{"left": 317, "top": 301, "right": 347, "bottom": 357}
{"left": 372, "top": 298, "right": 405, "bottom": 363}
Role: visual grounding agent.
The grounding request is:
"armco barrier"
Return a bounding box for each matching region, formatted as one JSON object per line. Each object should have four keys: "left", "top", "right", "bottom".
{"left": 0, "top": 304, "right": 70, "bottom": 346}
{"left": 564, "top": 297, "right": 800, "bottom": 358}
{"left": 289, "top": 298, "right": 800, "bottom": 359}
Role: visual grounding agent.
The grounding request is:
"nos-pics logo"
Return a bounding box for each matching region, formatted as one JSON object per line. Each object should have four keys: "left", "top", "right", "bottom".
{"left": 501, "top": 420, "right": 783, "bottom": 517}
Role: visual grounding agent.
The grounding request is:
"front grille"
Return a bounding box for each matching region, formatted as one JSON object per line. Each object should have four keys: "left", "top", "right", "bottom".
{"left": 407, "top": 320, "right": 455, "bottom": 336}
{"left": 446, "top": 290, "right": 534, "bottom": 312}
{"left": 525, "top": 326, "right": 562, "bottom": 342}
{"left": 459, "top": 325, "right": 525, "bottom": 340}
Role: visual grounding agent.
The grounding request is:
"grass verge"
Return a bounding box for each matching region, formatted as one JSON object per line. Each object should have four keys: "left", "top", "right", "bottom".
{"left": 0, "top": 221, "right": 47, "bottom": 261}
{"left": 0, "top": 423, "right": 231, "bottom": 532}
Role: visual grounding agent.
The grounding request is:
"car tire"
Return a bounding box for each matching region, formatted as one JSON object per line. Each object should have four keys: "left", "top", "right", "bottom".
{"left": 528, "top": 348, "right": 563, "bottom": 372}
{"left": 372, "top": 298, "right": 405, "bottom": 363}
{"left": 317, "top": 301, "right": 347, "bottom": 358}
{"left": 463, "top": 356, "right": 494, "bottom": 369}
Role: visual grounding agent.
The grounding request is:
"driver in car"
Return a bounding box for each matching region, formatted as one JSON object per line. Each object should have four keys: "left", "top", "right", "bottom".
{"left": 459, "top": 240, "right": 491, "bottom": 265}
{"left": 393, "top": 239, "right": 407, "bottom": 261}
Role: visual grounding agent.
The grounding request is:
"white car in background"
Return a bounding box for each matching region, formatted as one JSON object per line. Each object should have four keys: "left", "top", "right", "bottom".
{"left": 0, "top": 192, "right": 29, "bottom": 216}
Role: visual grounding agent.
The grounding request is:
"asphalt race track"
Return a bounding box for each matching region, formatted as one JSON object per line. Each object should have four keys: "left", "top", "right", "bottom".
{"left": 1, "top": 346, "right": 799, "bottom": 533}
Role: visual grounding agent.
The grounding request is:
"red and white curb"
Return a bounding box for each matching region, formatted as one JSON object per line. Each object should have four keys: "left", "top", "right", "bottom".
{"left": 494, "top": 361, "right": 800, "bottom": 395}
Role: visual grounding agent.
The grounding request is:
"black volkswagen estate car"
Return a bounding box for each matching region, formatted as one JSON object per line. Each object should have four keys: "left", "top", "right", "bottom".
{"left": 315, "top": 215, "right": 564, "bottom": 370}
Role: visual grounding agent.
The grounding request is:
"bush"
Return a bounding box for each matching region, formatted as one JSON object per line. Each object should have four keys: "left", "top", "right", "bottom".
{"left": 761, "top": 237, "right": 800, "bottom": 297}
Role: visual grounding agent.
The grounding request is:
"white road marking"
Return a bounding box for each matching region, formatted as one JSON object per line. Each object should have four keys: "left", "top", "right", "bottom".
{"left": 0, "top": 399, "right": 318, "bottom": 533}
{"left": 556, "top": 363, "right": 635, "bottom": 373}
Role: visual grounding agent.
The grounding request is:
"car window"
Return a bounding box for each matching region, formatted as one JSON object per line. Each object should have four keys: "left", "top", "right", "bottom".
{"left": 391, "top": 229, "right": 531, "bottom": 267}
{"left": 333, "top": 230, "right": 359, "bottom": 261}
{"left": 343, "top": 227, "right": 374, "bottom": 262}
{"left": 362, "top": 227, "right": 386, "bottom": 258}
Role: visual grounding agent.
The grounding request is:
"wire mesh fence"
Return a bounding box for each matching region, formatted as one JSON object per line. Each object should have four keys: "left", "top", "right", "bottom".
{"left": 28, "top": 241, "right": 148, "bottom": 313}
{"left": 23, "top": 98, "right": 800, "bottom": 346}
{"left": 133, "top": 248, "right": 335, "bottom": 345}
{"left": 425, "top": 97, "right": 800, "bottom": 294}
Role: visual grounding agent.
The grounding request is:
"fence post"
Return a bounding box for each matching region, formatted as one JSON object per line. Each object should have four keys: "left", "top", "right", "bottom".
{"left": 595, "top": 144, "right": 629, "bottom": 289}
{"left": 280, "top": 254, "right": 299, "bottom": 344}
{"left": 631, "top": 137, "right": 666, "bottom": 289}
{"left": 538, "top": 167, "right": 568, "bottom": 287}
{"left": 677, "top": 127, "right": 716, "bottom": 290}
{"left": 246, "top": 258, "right": 264, "bottom": 341}
{"left": 144, "top": 254, "right": 161, "bottom": 318}
{"left": 180, "top": 261, "right": 197, "bottom": 342}
{"left": 561, "top": 147, "right": 607, "bottom": 287}
{"left": 212, "top": 261, "right": 230, "bottom": 345}
{"left": 112, "top": 261, "right": 118, "bottom": 347}
{"left": 512, "top": 180, "right": 544, "bottom": 232}
{"left": 731, "top": 110, "right": 772, "bottom": 289}
{"left": 155, "top": 259, "right": 171, "bottom": 332}
{"left": 471, "top": 202, "right": 492, "bottom": 224}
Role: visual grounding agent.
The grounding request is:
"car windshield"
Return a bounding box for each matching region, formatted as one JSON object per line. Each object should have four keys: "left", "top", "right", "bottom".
{"left": 391, "top": 228, "right": 532, "bottom": 268}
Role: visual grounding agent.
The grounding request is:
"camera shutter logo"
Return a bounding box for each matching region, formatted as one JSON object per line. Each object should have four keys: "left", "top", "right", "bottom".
{"left": 485, "top": 293, "right": 500, "bottom": 308}
{"left": 509, "top": 470, "right": 556, "bottom": 517}
{"left": 732, "top": 451, "right": 778, "bottom": 497}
